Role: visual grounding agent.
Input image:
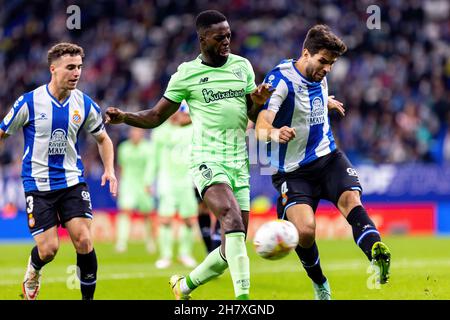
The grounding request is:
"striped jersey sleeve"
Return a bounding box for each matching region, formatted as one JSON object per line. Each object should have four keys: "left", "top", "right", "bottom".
{"left": 82, "top": 94, "right": 105, "bottom": 136}
{"left": 0, "top": 94, "right": 30, "bottom": 135}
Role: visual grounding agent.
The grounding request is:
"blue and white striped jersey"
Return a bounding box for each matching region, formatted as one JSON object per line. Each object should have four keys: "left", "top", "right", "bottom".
{"left": 0, "top": 85, "right": 105, "bottom": 192}
{"left": 263, "top": 59, "right": 336, "bottom": 173}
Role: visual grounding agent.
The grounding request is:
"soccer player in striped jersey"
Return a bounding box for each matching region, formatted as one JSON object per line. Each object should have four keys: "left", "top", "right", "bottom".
{"left": 105, "top": 10, "right": 273, "bottom": 300}
{"left": 0, "top": 43, "right": 117, "bottom": 300}
{"left": 255, "top": 25, "right": 391, "bottom": 300}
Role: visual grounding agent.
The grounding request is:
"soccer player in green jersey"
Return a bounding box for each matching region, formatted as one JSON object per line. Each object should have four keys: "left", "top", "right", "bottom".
{"left": 152, "top": 106, "right": 198, "bottom": 269}
{"left": 115, "top": 127, "right": 156, "bottom": 254}
{"left": 105, "top": 10, "right": 273, "bottom": 300}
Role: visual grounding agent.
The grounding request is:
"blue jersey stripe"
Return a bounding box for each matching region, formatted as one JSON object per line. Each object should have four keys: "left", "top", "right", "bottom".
{"left": 48, "top": 102, "right": 69, "bottom": 189}
{"left": 300, "top": 82, "right": 325, "bottom": 166}
{"left": 22, "top": 92, "right": 37, "bottom": 191}
{"left": 326, "top": 115, "right": 336, "bottom": 151}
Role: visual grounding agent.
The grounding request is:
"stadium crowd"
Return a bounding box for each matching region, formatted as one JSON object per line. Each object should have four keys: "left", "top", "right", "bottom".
{"left": 0, "top": 0, "right": 449, "bottom": 178}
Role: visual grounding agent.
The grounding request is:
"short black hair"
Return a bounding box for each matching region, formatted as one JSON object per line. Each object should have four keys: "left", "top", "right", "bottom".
{"left": 195, "top": 10, "right": 227, "bottom": 32}
{"left": 303, "top": 24, "right": 347, "bottom": 57}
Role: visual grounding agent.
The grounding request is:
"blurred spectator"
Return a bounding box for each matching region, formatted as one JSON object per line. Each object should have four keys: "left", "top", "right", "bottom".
{"left": 0, "top": 0, "right": 449, "bottom": 177}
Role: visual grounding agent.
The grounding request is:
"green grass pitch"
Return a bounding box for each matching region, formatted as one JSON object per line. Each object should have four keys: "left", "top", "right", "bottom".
{"left": 1, "top": 235, "right": 449, "bottom": 300}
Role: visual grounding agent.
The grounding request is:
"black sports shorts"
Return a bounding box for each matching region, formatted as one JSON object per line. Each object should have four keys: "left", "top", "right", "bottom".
{"left": 24, "top": 183, "right": 93, "bottom": 237}
{"left": 272, "top": 149, "right": 362, "bottom": 219}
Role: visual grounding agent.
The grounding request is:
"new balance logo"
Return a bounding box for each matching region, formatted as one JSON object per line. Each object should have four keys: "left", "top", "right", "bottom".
{"left": 199, "top": 77, "right": 209, "bottom": 84}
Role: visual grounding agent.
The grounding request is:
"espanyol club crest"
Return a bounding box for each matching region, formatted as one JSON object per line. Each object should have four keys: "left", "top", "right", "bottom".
{"left": 281, "top": 181, "right": 289, "bottom": 206}
{"left": 72, "top": 110, "right": 82, "bottom": 124}
{"left": 28, "top": 213, "right": 35, "bottom": 228}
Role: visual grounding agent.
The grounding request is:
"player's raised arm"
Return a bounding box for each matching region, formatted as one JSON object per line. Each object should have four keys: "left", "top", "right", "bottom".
{"left": 105, "top": 97, "right": 181, "bottom": 129}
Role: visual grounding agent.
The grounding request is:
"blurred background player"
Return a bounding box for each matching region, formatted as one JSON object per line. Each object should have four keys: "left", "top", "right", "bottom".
{"left": 0, "top": 43, "right": 117, "bottom": 300}
{"left": 115, "top": 127, "right": 156, "bottom": 254}
{"left": 173, "top": 102, "right": 222, "bottom": 255}
{"left": 152, "top": 103, "right": 198, "bottom": 269}
{"left": 256, "top": 25, "right": 391, "bottom": 300}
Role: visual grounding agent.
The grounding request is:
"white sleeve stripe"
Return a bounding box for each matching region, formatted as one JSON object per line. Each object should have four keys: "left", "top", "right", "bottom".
{"left": 267, "top": 80, "right": 288, "bottom": 114}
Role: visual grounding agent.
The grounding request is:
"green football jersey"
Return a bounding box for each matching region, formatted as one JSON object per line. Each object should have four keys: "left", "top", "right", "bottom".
{"left": 163, "top": 53, "right": 257, "bottom": 167}
{"left": 118, "top": 139, "right": 154, "bottom": 188}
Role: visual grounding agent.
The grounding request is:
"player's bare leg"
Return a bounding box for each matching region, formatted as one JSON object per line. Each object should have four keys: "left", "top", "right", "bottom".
{"left": 286, "top": 204, "right": 331, "bottom": 300}
{"left": 22, "top": 227, "right": 59, "bottom": 300}
{"left": 171, "top": 183, "right": 250, "bottom": 300}
{"left": 204, "top": 184, "right": 250, "bottom": 299}
{"left": 198, "top": 201, "right": 221, "bottom": 253}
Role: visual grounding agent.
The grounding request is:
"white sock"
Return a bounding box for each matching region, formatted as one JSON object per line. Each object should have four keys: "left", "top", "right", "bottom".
{"left": 180, "top": 278, "right": 192, "bottom": 294}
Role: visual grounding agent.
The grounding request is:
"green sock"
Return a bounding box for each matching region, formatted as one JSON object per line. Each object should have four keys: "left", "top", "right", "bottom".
{"left": 158, "top": 224, "right": 173, "bottom": 259}
{"left": 143, "top": 217, "right": 155, "bottom": 248}
{"left": 225, "top": 232, "right": 250, "bottom": 299}
{"left": 116, "top": 213, "right": 131, "bottom": 248}
{"left": 187, "top": 246, "right": 228, "bottom": 289}
{"left": 178, "top": 225, "right": 194, "bottom": 257}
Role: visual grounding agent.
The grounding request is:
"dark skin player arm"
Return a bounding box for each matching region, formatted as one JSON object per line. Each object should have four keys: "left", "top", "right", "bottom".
{"left": 105, "top": 97, "right": 180, "bottom": 128}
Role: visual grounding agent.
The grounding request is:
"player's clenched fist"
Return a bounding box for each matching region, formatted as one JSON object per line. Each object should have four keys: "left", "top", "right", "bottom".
{"left": 271, "top": 126, "right": 296, "bottom": 144}
{"left": 250, "top": 83, "right": 275, "bottom": 106}
{"left": 105, "top": 107, "right": 126, "bottom": 124}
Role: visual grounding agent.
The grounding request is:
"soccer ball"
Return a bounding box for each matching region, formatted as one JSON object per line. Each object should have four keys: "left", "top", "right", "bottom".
{"left": 253, "top": 219, "right": 299, "bottom": 260}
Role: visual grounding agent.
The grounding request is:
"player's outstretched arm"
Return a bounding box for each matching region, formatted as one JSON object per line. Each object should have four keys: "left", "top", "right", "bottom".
{"left": 246, "top": 83, "right": 275, "bottom": 122}
{"left": 255, "top": 110, "right": 296, "bottom": 144}
{"left": 105, "top": 97, "right": 181, "bottom": 129}
{"left": 94, "top": 131, "right": 118, "bottom": 197}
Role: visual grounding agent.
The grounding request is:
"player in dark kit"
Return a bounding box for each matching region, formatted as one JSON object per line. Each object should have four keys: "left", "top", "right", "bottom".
{"left": 0, "top": 43, "right": 117, "bottom": 300}
{"left": 255, "top": 25, "right": 391, "bottom": 299}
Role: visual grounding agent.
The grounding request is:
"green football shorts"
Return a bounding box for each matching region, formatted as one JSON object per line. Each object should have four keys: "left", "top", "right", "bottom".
{"left": 117, "top": 183, "right": 154, "bottom": 213}
{"left": 157, "top": 185, "right": 198, "bottom": 218}
{"left": 190, "top": 160, "right": 250, "bottom": 212}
